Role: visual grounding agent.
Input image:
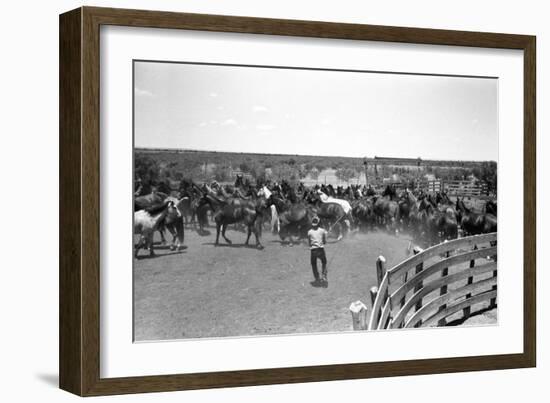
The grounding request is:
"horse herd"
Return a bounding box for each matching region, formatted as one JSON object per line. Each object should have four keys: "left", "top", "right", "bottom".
{"left": 133, "top": 177, "right": 497, "bottom": 257}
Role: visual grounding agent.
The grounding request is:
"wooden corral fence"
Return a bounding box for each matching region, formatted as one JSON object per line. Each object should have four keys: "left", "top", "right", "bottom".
{"left": 349, "top": 233, "right": 497, "bottom": 331}
{"left": 379, "top": 181, "right": 408, "bottom": 191}
{"left": 416, "top": 180, "right": 442, "bottom": 193}
{"left": 443, "top": 180, "right": 488, "bottom": 197}
{"left": 415, "top": 180, "right": 488, "bottom": 196}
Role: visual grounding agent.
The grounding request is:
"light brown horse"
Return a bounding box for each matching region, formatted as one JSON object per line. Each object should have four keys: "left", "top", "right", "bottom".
{"left": 268, "top": 193, "right": 313, "bottom": 243}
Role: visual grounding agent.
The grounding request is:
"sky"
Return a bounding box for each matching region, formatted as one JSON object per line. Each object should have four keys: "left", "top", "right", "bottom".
{"left": 134, "top": 61, "right": 498, "bottom": 161}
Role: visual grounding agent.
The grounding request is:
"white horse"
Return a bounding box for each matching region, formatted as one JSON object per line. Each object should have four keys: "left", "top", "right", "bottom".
{"left": 316, "top": 190, "right": 352, "bottom": 238}
{"left": 134, "top": 201, "right": 174, "bottom": 257}
{"left": 257, "top": 186, "right": 279, "bottom": 234}
{"left": 316, "top": 189, "right": 352, "bottom": 214}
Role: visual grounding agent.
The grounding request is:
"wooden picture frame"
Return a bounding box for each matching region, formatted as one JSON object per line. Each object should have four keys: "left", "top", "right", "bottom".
{"left": 59, "top": 6, "right": 536, "bottom": 396}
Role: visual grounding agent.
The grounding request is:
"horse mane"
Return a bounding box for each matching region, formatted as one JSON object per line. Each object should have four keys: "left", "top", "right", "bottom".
{"left": 206, "top": 193, "right": 226, "bottom": 205}
{"left": 270, "top": 194, "right": 288, "bottom": 211}
{"left": 218, "top": 186, "right": 232, "bottom": 198}
{"left": 187, "top": 181, "right": 203, "bottom": 195}
{"left": 425, "top": 202, "right": 436, "bottom": 215}
{"left": 233, "top": 188, "right": 249, "bottom": 199}
{"left": 145, "top": 201, "right": 169, "bottom": 215}
{"left": 151, "top": 191, "right": 168, "bottom": 200}
{"left": 456, "top": 198, "right": 471, "bottom": 213}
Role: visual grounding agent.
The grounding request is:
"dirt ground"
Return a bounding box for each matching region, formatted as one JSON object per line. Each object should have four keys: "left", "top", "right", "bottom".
{"left": 134, "top": 226, "right": 413, "bottom": 341}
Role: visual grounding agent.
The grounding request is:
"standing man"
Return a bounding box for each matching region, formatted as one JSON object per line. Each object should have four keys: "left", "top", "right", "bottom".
{"left": 307, "top": 216, "right": 329, "bottom": 287}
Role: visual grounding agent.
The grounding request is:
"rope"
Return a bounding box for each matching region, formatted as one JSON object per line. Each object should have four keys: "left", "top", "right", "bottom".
{"left": 327, "top": 214, "right": 347, "bottom": 233}
{"left": 325, "top": 215, "right": 350, "bottom": 269}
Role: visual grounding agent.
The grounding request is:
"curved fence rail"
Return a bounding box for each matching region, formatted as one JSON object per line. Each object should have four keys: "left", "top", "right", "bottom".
{"left": 349, "top": 233, "right": 497, "bottom": 331}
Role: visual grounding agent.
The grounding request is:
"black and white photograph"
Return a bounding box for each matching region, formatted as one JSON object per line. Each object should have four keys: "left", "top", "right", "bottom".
{"left": 132, "top": 60, "right": 498, "bottom": 341}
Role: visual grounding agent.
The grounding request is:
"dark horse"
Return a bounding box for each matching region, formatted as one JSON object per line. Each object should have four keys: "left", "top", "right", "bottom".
{"left": 456, "top": 198, "right": 497, "bottom": 235}
{"left": 134, "top": 190, "right": 168, "bottom": 211}
{"left": 193, "top": 195, "right": 212, "bottom": 234}
{"left": 397, "top": 189, "right": 418, "bottom": 229}
{"left": 204, "top": 193, "right": 267, "bottom": 249}
{"left": 176, "top": 179, "right": 202, "bottom": 225}
{"left": 268, "top": 194, "right": 312, "bottom": 244}
{"left": 372, "top": 185, "right": 400, "bottom": 232}
{"left": 485, "top": 199, "right": 498, "bottom": 216}
{"left": 351, "top": 198, "right": 375, "bottom": 231}
{"left": 416, "top": 197, "right": 458, "bottom": 245}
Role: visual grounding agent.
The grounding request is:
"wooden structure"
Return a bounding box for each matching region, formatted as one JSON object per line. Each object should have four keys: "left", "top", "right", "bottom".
{"left": 350, "top": 233, "right": 497, "bottom": 331}
{"left": 416, "top": 179, "right": 489, "bottom": 196}
{"left": 443, "top": 180, "right": 488, "bottom": 196}
{"left": 378, "top": 179, "right": 489, "bottom": 196}
{"left": 416, "top": 179, "right": 442, "bottom": 193}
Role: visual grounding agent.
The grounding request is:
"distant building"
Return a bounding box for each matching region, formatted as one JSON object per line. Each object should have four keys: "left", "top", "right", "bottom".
{"left": 374, "top": 156, "right": 422, "bottom": 166}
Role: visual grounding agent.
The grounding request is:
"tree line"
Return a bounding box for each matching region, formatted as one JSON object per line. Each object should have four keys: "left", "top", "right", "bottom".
{"left": 134, "top": 150, "right": 497, "bottom": 191}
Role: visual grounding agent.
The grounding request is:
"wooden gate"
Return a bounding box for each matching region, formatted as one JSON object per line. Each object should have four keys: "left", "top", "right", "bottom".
{"left": 350, "top": 233, "right": 497, "bottom": 330}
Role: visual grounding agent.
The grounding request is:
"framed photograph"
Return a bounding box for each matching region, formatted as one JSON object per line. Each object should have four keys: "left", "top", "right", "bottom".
{"left": 59, "top": 6, "right": 536, "bottom": 396}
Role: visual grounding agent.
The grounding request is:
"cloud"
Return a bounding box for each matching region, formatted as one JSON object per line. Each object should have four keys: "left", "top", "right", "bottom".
{"left": 135, "top": 87, "right": 153, "bottom": 97}
{"left": 221, "top": 118, "right": 238, "bottom": 127}
{"left": 209, "top": 92, "right": 219, "bottom": 98}
{"left": 321, "top": 118, "right": 332, "bottom": 125}
{"left": 198, "top": 122, "right": 207, "bottom": 127}
{"left": 253, "top": 105, "right": 268, "bottom": 112}
{"left": 257, "top": 124, "right": 275, "bottom": 131}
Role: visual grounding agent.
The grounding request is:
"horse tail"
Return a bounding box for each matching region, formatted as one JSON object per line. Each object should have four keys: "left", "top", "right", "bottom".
{"left": 175, "top": 216, "right": 185, "bottom": 244}
{"left": 270, "top": 204, "right": 279, "bottom": 234}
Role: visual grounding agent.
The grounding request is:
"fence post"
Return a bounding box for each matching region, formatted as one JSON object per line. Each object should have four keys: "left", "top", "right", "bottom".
{"left": 490, "top": 239, "right": 498, "bottom": 308}
{"left": 412, "top": 247, "right": 424, "bottom": 327}
{"left": 400, "top": 271, "right": 408, "bottom": 309}
{"left": 437, "top": 243, "right": 450, "bottom": 327}
{"left": 370, "top": 286, "right": 379, "bottom": 307}
{"left": 376, "top": 256, "right": 386, "bottom": 288}
{"left": 349, "top": 301, "right": 368, "bottom": 330}
{"left": 463, "top": 244, "right": 478, "bottom": 319}
{"left": 376, "top": 255, "right": 389, "bottom": 304}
